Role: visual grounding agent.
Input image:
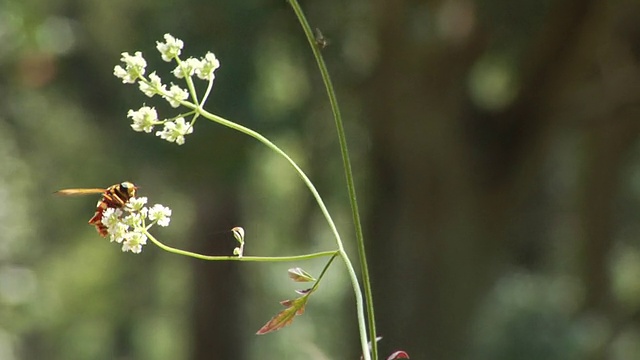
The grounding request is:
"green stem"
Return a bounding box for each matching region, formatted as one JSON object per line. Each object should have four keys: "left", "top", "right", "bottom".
{"left": 145, "top": 230, "right": 338, "bottom": 262}
{"left": 175, "top": 56, "right": 200, "bottom": 104}
{"left": 287, "top": 1, "right": 377, "bottom": 359}
{"left": 311, "top": 252, "right": 338, "bottom": 292}
{"left": 188, "top": 105, "right": 370, "bottom": 360}
{"left": 200, "top": 77, "right": 215, "bottom": 108}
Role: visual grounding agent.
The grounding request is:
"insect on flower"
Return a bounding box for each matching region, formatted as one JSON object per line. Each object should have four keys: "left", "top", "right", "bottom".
{"left": 55, "top": 181, "right": 138, "bottom": 237}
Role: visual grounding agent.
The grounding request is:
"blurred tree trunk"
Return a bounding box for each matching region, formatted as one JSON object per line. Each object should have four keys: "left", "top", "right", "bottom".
{"left": 578, "top": 116, "right": 639, "bottom": 360}
{"left": 576, "top": 4, "right": 640, "bottom": 358}
{"left": 364, "top": 0, "right": 602, "bottom": 358}
{"left": 190, "top": 186, "right": 243, "bottom": 360}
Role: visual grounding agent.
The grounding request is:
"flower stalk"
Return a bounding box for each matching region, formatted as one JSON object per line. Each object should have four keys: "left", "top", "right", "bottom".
{"left": 286, "top": 1, "right": 377, "bottom": 358}
{"left": 113, "top": 32, "right": 374, "bottom": 359}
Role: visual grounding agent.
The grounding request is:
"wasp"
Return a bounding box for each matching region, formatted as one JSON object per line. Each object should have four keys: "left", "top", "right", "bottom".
{"left": 56, "top": 181, "right": 138, "bottom": 237}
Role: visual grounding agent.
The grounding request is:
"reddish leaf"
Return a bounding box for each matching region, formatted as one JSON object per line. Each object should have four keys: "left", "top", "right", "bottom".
{"left": 256, "top": 295, "right": 309, "bottom": 335}
{"left": 295, "top": 288, "right": 313, "bottom": 295}
{"left": 387, "top": 350, "right": 410, "bottom": 360}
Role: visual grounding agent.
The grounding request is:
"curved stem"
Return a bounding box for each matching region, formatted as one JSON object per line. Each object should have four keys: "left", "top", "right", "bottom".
{"left": 145, "top": 230, "right": 338, "bottom": 262}
{"left": 200, "top": 78, "right": 215, "bottom": 108}
{"left": 189, "top": 105, "right": 370, "bottom": 360}
{"left": 287, "top": 1, "right": 377, "bottom": 358}
{"left": 192, "top": 108, "right": 339, "bottom": 247}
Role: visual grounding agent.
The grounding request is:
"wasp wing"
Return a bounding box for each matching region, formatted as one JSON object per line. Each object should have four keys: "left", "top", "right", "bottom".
{"left": 54, "top": 188, "right": 106, "bottom": 196}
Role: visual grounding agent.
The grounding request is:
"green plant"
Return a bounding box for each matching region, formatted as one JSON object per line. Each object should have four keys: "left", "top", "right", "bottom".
{"left": 104, "top": 3, "right": 409, "bottom": 359}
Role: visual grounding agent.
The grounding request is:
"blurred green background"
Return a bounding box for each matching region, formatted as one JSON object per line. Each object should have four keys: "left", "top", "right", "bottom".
{"left": 2, "top": 0, "right": 640, "bottom": 359}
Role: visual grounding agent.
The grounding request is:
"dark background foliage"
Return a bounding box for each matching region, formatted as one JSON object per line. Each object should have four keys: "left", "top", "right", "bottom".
{"left": 1, "top": 0, "right": 640, "bottom": 359}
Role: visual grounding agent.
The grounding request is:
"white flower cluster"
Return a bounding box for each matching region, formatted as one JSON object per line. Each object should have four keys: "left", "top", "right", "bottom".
{"left": 127, "top": 107, "right": 193, "bottom": 145}
{"left": 113, "top": 52, "right": 146, "bottom": 84}
{"left": 114, "top": 33, "right": 221, "bottom": 145}
{"left": 101, "top": 197, "right": 172, "bottom": 254}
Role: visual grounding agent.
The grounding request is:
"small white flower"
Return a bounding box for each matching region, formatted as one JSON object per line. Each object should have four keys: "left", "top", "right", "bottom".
{"left": 195, "top": 52, "right": 220, "bottom": 80}
{"left": 123, "top": 212, "right": 144, "bottom": 228}
{"left": 113, "top": 65, "right": 128, "bottom": 81}
{"left": 101, "top": 208, "right": 123, "bottom": 228}
{"left": 138, "top": 72, "right": 165, "bottom": 98}
{"left": 127, "top": 197, "right": 148, "bottom": 212}
{"left": 108, "top": 222, "right": 129, "bottom": 243}
{"left": 127, "top": 106, "right": 158, "bottom": 133}
{"left": 149, "top": 204, "right": 172, "bottom": 227}
{"left": 121, "top": 231, "right": 148, "bottom": 253}
{"left": 163, "top": 84, "right": 188, "bottom": 108}
{"left": 114, "top": 51, "right": 147, "bottom": 83}
{"left": 156, "top": 33, "right": 183, "bottom": 62}
{"left": 172, "top": 58, "right": 200, "bottom": 79}
{"left": 155, "top": 117, "right": 193, "bottom": 145}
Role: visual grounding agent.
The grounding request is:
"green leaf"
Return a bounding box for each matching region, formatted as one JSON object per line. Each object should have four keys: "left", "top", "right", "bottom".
{"left": 287, "top": 267, "right": 316, "bottom": 282}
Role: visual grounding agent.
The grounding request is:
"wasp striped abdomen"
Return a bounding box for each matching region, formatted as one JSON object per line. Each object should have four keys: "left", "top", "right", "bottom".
{"left": 56, "top": 182, "right": 138, "bottom": 237}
